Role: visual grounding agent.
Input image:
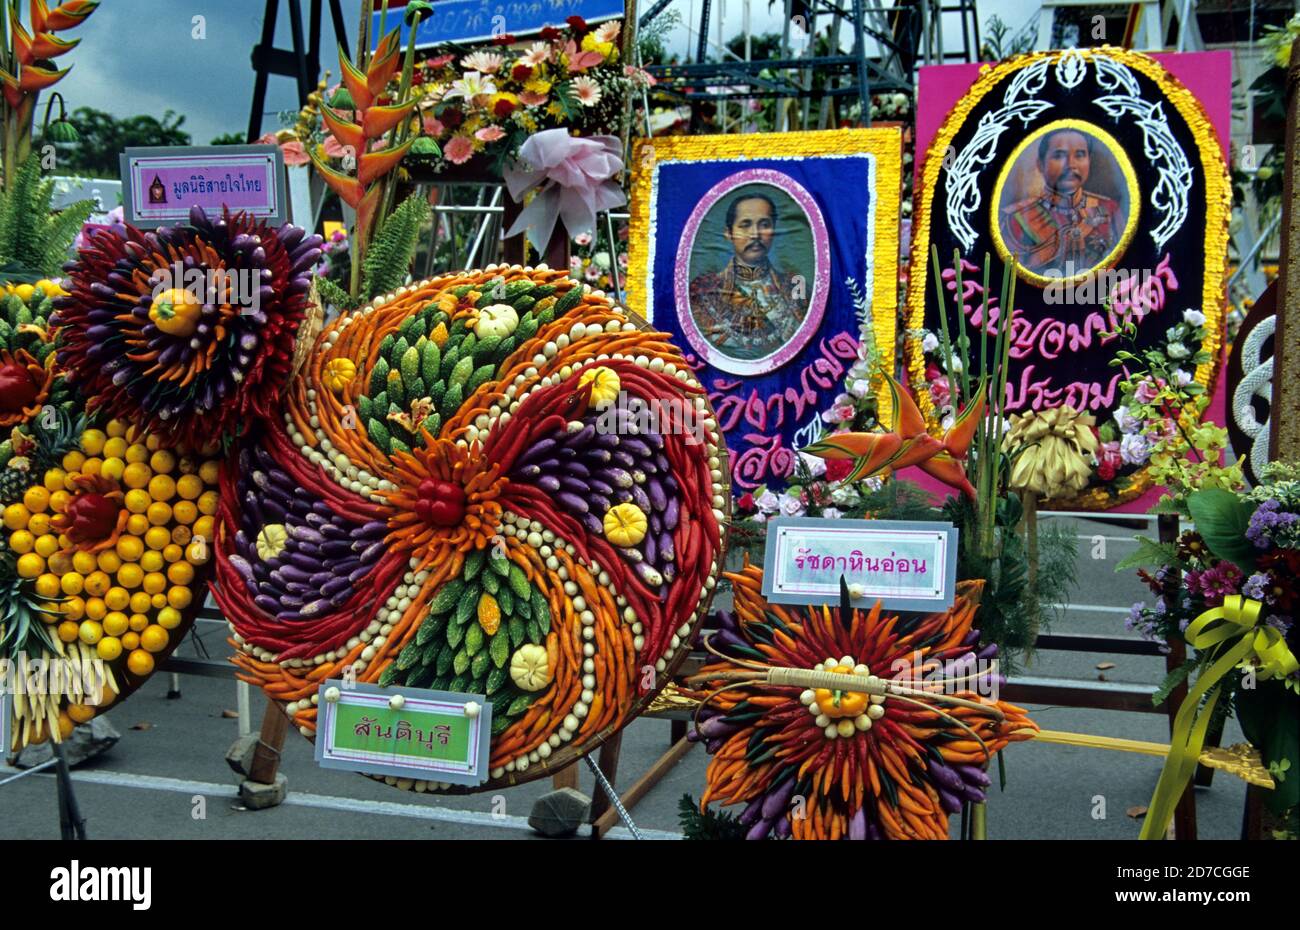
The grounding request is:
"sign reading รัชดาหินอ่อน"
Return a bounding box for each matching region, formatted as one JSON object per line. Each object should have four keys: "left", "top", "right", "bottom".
{"left": 761, "top": 517, "right": 958, "bottom": 613}
{"left": 373, "top": 0, "right": 623, "bottom": 48}
{"left": 120, "top": 145, "right": 286, "bottom": 228}
{"left": 314, "top": 681, "right": 493, "bottom": 786}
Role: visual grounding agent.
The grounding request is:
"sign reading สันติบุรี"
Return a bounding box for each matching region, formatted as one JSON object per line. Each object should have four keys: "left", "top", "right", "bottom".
{"left": 120, "top": 145, "right": 286, "bottom": 228}
{"left": 761, "top": 517, "right": 959, "bottom": 613}
{"left": 315, "top": 680, "right": 493, "bottom": 786}
{"left": 372, "top": 0, "right": 623, "bottom": 48}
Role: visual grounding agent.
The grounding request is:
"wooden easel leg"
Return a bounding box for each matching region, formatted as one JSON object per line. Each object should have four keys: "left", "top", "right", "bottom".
{"left": 587, "top": 732, "right": 624, "bottom": 839}
{"left": 551, "top": 763, "right": 579, "bottom": 790}
{"left": 1241, "top": 784, "right": 1264, "bottom": 840}
{"left": 247, "top": 697, "right": 288, "bottom": 785}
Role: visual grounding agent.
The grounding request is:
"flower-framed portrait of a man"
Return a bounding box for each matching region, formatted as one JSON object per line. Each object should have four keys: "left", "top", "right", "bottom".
{"left": 627, "top": 129, "right": 902, "bottom": 494}
{"left": 990, "top": 119, "right": 1139, "bottom": 286}
{"left": 681, "top": 174, "right": 824, "bottom": 370}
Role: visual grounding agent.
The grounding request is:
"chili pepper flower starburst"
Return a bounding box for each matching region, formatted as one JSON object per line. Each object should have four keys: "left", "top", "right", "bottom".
{"left": 690, "top": 561, "right": 1036, "bottom": 840}
{"left": 55, "top": 207, "right": 322, "bottom": 447}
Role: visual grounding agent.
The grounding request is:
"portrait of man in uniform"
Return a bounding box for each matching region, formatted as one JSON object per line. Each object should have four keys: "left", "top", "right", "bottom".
{"left": 996, "top": 125, "right": 1130, "bottom": 278}
{"left": 686, "top": 186, "right": 812, "bottom": 361}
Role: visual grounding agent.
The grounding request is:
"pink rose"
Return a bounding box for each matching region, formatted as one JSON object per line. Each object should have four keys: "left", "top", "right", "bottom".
{"left": 279, "top": 140, "right": 308, "bottom": 166}
{"left": 1134, "top": 378, "right": 1165, "bottom": 404}
{"left": 321, "top": 134, "right": 352, "bottom": 159}
{"left": 928, "top": 375, "right": 950, "bottom": 409}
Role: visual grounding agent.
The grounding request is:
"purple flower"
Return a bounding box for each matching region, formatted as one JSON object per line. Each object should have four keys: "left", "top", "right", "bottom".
{"left": 1243, "top": 572, "right": 1269, "bottom": 600}
{"left": 1120, "top": 432, "right": 1152, "bottom": 465}
{"left": 1245, "top": 498, "right": 1296, "bottom": 548}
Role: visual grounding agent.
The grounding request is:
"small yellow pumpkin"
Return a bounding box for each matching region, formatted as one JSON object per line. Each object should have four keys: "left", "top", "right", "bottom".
{"left": 603, "top": 502, "right": 648, "bottom": 547}
{"left": 579, "top": 366, "right": 621, "bottom": 410}
{"left": 323, "top": 357, "right": 357, "bottom": 393}
{"left": 148, "top": 288, "right": 202, "bottom": 337}
{"left": 255, "top": 523, "right": 288, "bottom": 560}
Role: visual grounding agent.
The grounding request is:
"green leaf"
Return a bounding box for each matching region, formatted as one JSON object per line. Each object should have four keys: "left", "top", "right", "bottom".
{"left": 1114, "top": 536, "right": 1178, "bottom": 572}
{"left": 360, "top": 194, "right": 431, "bottom": 300}
{"left": 1187, "top": 488, "right": 1257, "bottom": 573}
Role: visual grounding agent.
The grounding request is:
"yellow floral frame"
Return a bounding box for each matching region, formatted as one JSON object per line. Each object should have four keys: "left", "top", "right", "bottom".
{"left": 626, "top": 129, "right": 902, "bottom": 425}
{"left": 905, "top": 48, "right": 1231, "bottom": 509}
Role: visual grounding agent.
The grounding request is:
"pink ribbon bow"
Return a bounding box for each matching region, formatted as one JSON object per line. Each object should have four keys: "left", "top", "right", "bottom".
{"left": 503, "top": 129, "right": 626, "bottom": 254}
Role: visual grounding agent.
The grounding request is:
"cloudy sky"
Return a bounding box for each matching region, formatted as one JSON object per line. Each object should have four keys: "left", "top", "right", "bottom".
{"left": 55, "top": 0, "right": 1029, "bottom": 145}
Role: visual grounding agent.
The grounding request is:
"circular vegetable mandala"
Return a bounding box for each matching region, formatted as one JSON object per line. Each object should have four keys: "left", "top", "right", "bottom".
{"left": 218, "top": 266, "right": 728, "bottom": 791}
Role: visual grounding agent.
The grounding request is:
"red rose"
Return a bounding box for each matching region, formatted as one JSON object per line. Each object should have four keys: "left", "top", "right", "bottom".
{"left": 1098, "top": 460, "right": 1117, "bottom": 481}
{"left": 566, "top": 16, "right": 589, "bottom": 33}
{"left": 737, "top": 493, "right": 756, "bottom": 513}
{"left": 492, "top": 97, "right": 516, "bottom": 118}
{"left": 440, "top": 107, "right": 463, "bottom": 128}
{"left": 411, "top": 70, "right": 425, "bottom": 85}
{"left": 492, "top": 33, "right": 517, "bottom": 46}
{"left": 511, "top": 62, "right": 533, "bottom": 82}
{"left": 539, "top": 26, "right": 563, "bottom": 40}
{"left": 825, "top": 459, "right": 854, "bottom": 483}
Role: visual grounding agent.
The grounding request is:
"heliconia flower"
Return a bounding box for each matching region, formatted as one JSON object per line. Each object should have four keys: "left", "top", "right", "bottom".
{"left": 32, "top": 0, "right": 99, "bottom": 32}
{"left": 803, "top": 370, "right": 984, "bottom": 497}
{"left": 56, "top": 207, "right": 322, "bottom": 446}
{"left": 572, "top": 75, "right": 602, "bottom": 106}
{"left": 461, "top": 50, "right": 505, "bottom": 74}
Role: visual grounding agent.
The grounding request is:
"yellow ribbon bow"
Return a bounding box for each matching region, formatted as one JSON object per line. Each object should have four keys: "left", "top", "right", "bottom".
{"left": 1140, "top": 596, "right": 1299, "bottom": 839}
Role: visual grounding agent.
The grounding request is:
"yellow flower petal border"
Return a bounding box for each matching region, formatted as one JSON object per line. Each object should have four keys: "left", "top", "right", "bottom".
{"left": 626, "top": 128, "right": 902, "bottom": 427}
{"left": 904, "top": 47, "right": 1230, "bottom": 510}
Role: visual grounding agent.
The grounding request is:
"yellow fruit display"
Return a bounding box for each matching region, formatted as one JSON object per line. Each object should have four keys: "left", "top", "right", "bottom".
{"left": 27, "top": 512, "right": 51, "bottom": 536}
{"left": 16, "top": 552, "right": 44, "bottom": 578}
{"left": 140, "top": 625, "right": 169, "bottom": 653}
{"left": 23, "top": 485, "right": 50, "bottom": 512}
{"left": 122, "top": 462, "right": 151, "bottom": 489}
{"left": 126, "top": 650, "right": 154, "bottom": 676}
{"left": 3, "top": 502, "right": 30, "bottom": 530}
{"left": 71, "top": 550, "right": 96, "bottom": 574}
{"left": 124, "top": 489, "right": 151, "bottom": 514}
{"left": 96, "top": 637, "right": 123, "bottom": 661}
{"left": 59, "top": 573, "right": 84, "bottom": 596}
{"left": 102, "top": 436, "right": 127, "bottom": 460}
{"left": 115, "top": 535, "right": 144, "bottom": 562}
{"left": 34, "top": 534, "right": 58, "bottom": 558}
{"left": 79, "top": 429, "right": 106, "bottom": 456}
{"left": 102, "top": 612, "right": 129, "bottom": 636}
{"left": 96, "top": 549, "right": 123, "bottom": 574}
{"left": 121, "top": 631, "right": 141, "bottom": 651}
{"left": 34, "top": 573, "right": 61, "bottom": 598}
{"left": 78, "top": 620, "right": 103, "bottom": 644}
{"left": 9, "top": 529, "right": 34, "bottom": 554}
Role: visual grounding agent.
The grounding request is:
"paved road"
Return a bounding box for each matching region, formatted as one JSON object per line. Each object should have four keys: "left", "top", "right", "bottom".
{"left": 1, "top": 515, "right": 1248, "bottom": 840}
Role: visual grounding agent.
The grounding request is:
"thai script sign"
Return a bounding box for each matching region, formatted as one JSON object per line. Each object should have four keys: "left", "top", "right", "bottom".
{"left": 120, "top": 145, "right": 285, "bottom": 228}
{"left": 315, "top": 680, "right": 492, "bottom": 785}
{"left": 761, "top": 517, "right": 958, "bottom": 612}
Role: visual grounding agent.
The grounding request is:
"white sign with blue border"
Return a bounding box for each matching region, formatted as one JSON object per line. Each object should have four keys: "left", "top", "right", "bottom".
{"left": 761, "top": 517, "right": 959, "bottom": 613}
